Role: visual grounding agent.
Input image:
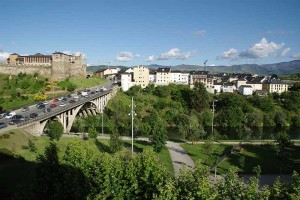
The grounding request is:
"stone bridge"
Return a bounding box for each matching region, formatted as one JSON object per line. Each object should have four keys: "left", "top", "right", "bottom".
{"left": 17, "top": 87, "right": 118, "bottom": 135}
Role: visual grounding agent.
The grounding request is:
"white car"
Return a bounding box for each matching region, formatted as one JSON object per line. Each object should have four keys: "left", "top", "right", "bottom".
{"left": 59, "top": 103, "right": 66, "bottom": 107}
{"left": 43, "top": 101, "right": 49, "bottom": 105}
{"left": 101, "top": 87, "right": 107, "bottom": 91}
{"left": 73, "top": 95, "right": 79, "bottom": 99}
{"left": 58, "top": 97, "right": 63, "bottom": 101}
{"left": 4, "top": 112, "right": 16, "bottom": 119}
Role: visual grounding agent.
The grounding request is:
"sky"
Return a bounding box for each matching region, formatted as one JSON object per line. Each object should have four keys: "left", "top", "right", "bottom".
{"left": 0, "top": 0, "right": 300, "bottom": 67}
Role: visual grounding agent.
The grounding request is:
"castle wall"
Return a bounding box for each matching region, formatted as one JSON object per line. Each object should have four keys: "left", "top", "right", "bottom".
{"left": 0, "top": 63, "right": 52, "bottom": 77}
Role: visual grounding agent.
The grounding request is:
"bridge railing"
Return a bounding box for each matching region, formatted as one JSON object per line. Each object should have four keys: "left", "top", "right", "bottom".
{"left": 17, "top": 88, "right": 115, "bottom": 127}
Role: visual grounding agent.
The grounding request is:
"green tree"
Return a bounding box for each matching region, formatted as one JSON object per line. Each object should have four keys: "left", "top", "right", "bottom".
{"left": 67, "top": 84, "right": 76, "bottom": 92}
{"left": 88, "top": 126, "right": 98, "bottom": 139}
{"left": 47, "top": 121, "right": 63, "bottom": 140}
{"left": 190, "top": 82, "right": 210, "bottom": 112}
{"left": 109, "top": 132, "right": 123, "bottom": 153}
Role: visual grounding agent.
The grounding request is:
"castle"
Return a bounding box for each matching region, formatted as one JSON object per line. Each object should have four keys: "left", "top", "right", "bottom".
{"left": 2, "top": 52, "right": 86, "bottom": 79}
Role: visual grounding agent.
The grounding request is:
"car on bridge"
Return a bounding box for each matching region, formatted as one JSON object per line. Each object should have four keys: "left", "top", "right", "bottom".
{"left": 36, "top": 103, "right": 45, "bottom": 109}
{"left": 12, "top": 115, "right": 25, "bottom": 121}
{"left": 30, "top": 113, "right": 38, "bottom": 118}
{"left": 4, "top": 112, "right": 16, "bottom": 119}
{"left": 50, "top": 104, "right": 57, "bottom": 108}
{"left": 0, "top": 122, "right": 7, "bottom": 129}
{"left": 43, "top": 108, "right": 51, "bottom": 113}
{"left": 22, "top": 106, "right": 30, "bottom": 112}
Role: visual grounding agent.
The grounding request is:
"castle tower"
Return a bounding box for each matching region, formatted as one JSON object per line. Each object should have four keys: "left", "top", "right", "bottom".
{"left": 51, "top": 52, "right": 71, "bottom": 79}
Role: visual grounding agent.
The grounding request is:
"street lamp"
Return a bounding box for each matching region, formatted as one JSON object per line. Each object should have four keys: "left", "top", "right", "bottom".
{"left": 129, "top": 97, "right": 137, "bottom": 155}
{"left": 101, "top": 100, "right": 104, "bottom": 134}
{"left": 212, "top": 100, "right": 217, "bottom": 136}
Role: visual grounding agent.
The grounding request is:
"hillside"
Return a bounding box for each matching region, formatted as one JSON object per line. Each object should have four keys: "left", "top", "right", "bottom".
{"left": 87, "top": 60, "right": 300, "bottom": 75}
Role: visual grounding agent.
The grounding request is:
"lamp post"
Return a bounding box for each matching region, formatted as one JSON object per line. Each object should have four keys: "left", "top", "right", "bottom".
{"left": 129, "top": 97, "right": 136, "bottom": 155}
{"left": 101, "top": 100, "right": 104, "bottom": 134}
{"left": 212, "top": 100, "right": 216, "bottom": 136}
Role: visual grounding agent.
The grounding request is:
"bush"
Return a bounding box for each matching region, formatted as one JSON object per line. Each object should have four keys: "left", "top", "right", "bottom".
{"left": 46, "top": 121, "right": 64, "bottom": 141}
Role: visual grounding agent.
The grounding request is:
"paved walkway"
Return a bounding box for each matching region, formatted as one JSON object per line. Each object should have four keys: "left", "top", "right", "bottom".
{"left": 166, "top": 141, "right": 195, "bottom": 176}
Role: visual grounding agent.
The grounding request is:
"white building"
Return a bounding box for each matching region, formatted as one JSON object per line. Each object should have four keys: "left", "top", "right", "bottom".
{"left": 170, "top": 71, "right": 190, "bottom": 85}
{"left": 121, "top": 73, "right": 134, "bottom": 91}
{"left": 222, "top": 83, "right": 236, "bottom": 93}
{"left": 156, "top": 67, "right": 171, "bottom": 85}
{"left": 149, "top": 72, "right": 156, "bottom": 83}
{"left": 104, "top": 68, "right": 121, "bottom": 76}
{"left": 239, "top": 85, "right": 253, "bottom": 95}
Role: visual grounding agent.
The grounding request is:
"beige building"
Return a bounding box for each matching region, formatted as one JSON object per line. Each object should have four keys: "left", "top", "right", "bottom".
{"left": 263, "top": 79, "right": 288, "bottom": 94}
{"left": 156, "top": 67, "right": 171, "bottom": 85}
{"left": 133, "top": 65, "right": 149, "bottom": 88}
{"left": 7, "top": 53, "right": 52, "bottom": 66}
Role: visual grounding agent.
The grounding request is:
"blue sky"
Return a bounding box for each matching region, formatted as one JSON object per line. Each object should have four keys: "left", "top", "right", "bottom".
{"left": 0, "top": 0, "right": 300, "bottom": 67}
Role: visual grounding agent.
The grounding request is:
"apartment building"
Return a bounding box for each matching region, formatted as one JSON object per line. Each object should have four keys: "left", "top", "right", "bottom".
{"left": 156, "top": 67, "right": 171, "bottom": 85}
{"left": 133, "top": 65, "right": 149, "bottom": 88}
{"left": 170, "top": 71, "right": 190, "bottom": 85}
{"left": 263, "top": 79, "right": 289, "bottom": 94}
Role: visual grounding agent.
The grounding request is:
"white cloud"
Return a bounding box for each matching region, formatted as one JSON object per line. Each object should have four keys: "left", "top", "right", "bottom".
{"left": 146, "top": 55, "right": 155, "bottom": 62}
{"left": 193, "top": 30, "right": 206, "bottom": 36}
{"left": 116, "top": 51, "right": 133, "bottom": 61}
{"left": 239, "top": 38, "right": 284, "bottom": 58}
{"left": 278, "top": 48, "right": 291, "bottom": 57}
{"left": 0, "top": 52, "right": 10, "bottom": 61}
{"left": 157, "top": 48, "right": 195, "bottom": 60}
{"left": 291, "top": 53, "right": 300, "bottom": 59}
{"left": 219, "top": 48, "right": 238, "bottom": 60}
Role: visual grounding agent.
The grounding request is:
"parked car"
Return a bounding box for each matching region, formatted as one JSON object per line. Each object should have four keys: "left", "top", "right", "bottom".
{"left": 91, "top": 91, "right": 95, "bottom": 94}
{"left": 69, "top": 100, "right": 75, "bottom": 103}
{"left": 60, "top": 103, "right": 66, "bottom": 107}
{"left": 0, "top": 122, "right": 7, "bottom": 129}
{"left": 62, "top": 97, "right": 68, "bottom": 101}
{"left": 67, "top": 94, "right": 72, "bottom": 98}
{"left": 30, "top": 113, "right": 38, "bottom": 118}
{"left": 22, "top": 106, "right": 30, "bottom": 112}
{"left": 58, "top": 97, "right": 63, "bottom": 101}
{"left": 43, "top": 101, "right": 49, "bottom": 105}
{"left": 50, "top": 104, "right": 57, "bottom": 108}
{"left": 77, "top": 91, "right": 81, "bottom": 95}
{"left": 53, "top": 98, "right": 59, "bottom": 102}
{"left": 73, "top": 95, "right": 79, "bottom": 99}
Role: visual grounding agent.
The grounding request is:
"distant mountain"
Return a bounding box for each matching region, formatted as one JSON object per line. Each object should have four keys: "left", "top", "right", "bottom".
{"left": 87, "top": 65, "right": 127, "bottom": 72}
{"left": 87, "top": 60, "right": 300, "bottom": 75}
{"left": 170, "top": 60, "right": 300, "bottom": 75}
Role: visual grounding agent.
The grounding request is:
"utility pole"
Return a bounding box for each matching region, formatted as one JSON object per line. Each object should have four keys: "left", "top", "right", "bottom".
{"left": 129, "top": 97, "right": 136, "bottom": 155}
{"left": 212, "top": 100, "right": 215, "bottom": 136}
{"left": 101, "top": 100, "right": 104, "bottom": 134}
